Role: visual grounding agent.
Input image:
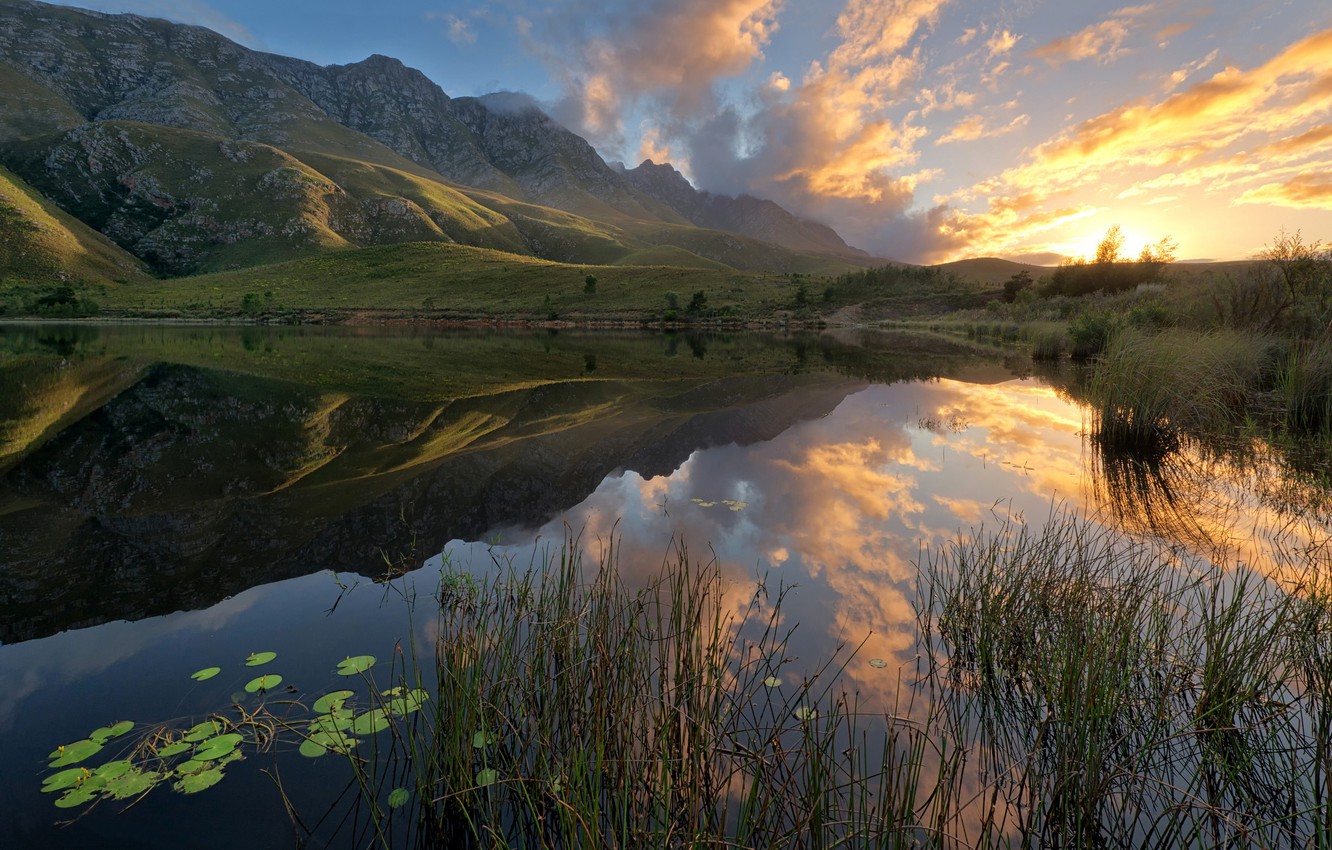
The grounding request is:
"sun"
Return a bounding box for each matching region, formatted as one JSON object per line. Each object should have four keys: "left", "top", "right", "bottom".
{"left": 1066, "top": 224, "right": 1155, "bottom": 263}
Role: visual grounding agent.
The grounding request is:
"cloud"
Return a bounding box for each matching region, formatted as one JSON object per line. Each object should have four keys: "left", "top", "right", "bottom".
{"left": 1163, "top": 48, "right": 1218, "bottom": 92}
{"left": 937, "top": 112, "right": 1029, "bottom": 144}
{"left": 1237, "top": 172, "right": 1332, "bottom": 209}
{"left": 1029, "top": 6, "right": 1152, "bottom": 66}
{"left": 536, "top": 0, "right": 783, "bottom": 139}
{"left": 427, "top": 12, "right": 477, "bottom": 45}
{"left": 934, "top": 27, "right": 1332, "bottom": 259}
{"left": 986, "top": 29, "right": 1020, "bottom": 58}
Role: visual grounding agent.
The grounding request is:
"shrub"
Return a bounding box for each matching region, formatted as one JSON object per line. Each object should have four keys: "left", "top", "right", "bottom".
{"left": 1068, "top": 313, "right": 1117, "bottom": 359}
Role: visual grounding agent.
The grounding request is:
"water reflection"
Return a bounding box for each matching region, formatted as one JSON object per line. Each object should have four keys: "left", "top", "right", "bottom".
{"left": 3, "top": 324, "right": 1332, "bottom": 848}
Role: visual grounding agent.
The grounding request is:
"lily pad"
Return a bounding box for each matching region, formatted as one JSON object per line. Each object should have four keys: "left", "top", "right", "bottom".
{"left": 794, "top": 707, "right": 819, "bottom": 721}
{"left": 94, "top": 760, "right": 134, "bottom": 780}
{"left": 49, "top": 739, "right": 103, "bottom": 768}
{"left": 351, "top": 708, "right": 390, "bottom": 736}
{"left": 472, "top": 730, "right": 495, "bottom": 749}
{"left": 175, "top": 768, "right": 224, "bottom": 794}
{"left": 191, "top": 666, "right": 222, "bottom": 681}
{"left": 868, "top": 658, "right": 889, "bottom": 669}
{"left": 310, "top": 729, "right": 356, "bottom": 755}
{"left": 193, "top": 733, "right": 243, "bottom": 761}
{"left": 244, "top": 674, "right": 283, "bottom": 694}
{"left": 388, "top": 787, "right": 411, "bottom": 809}
{"left": 41, "top": 768, "right": 92, "bottom": 793}
{"left": 763, "top": 676, "right": 782, "bottom": 688}
{"left": 155, "top": 741, "right": 192, "bottom": 758}
{"left": 310, "top": 710, "right": 354, "bottom": 734}
{"left": 389, "top": 688, "right": 429, "bottom": 715}
{"left": 313, "top": 690, "right": 355, "bottom": 714}
{"left": 89, "top": 720, "right": 134, "bottom": 743}
{"left": 176, "top": 759, "right": 211, "bottom": 776}
{"left": 336, "top": 655, "right": 376, "bottom": 676}
{"left": 184, "top": 719, "right": 228, "bottom": 742}
{"left": 475, "top": 768, "right": 498, "bottom": 787}
{"left": 244, "top": 651, "right": 277, "bottom": 667}
{"left": 103, "top": 770, "right": 160, "bottom": 800}
{"left": 299, "top": 738, "right": 329, "bottom": 759}
{"left": 54, "top": 787, "right": 98, "bottom": 809}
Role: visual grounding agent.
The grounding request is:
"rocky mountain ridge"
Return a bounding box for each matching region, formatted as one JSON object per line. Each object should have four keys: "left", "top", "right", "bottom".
{"left": 0, "top": 0, "right": 871, "bottom": 279}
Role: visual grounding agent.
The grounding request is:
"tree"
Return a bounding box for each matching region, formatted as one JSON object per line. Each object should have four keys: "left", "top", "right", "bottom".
{"left": 1094, "top": 225, "right": 1125, "bottom": 265}
{"left": 583, "top": 273, "right": 597, "bottom": 295}
{"left": 1002, "top": 270, "right": 1033, "bottom": 303}
{"left": 686, "top": 290, "right": 708, "bottom": 315}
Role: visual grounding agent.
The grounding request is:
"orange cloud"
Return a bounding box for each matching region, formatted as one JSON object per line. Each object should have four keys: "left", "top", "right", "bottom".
{"left": 935, "top": 28, "right": 1332, "bottom": 260}
{"left": 937, "top": 112, "right": 1029, "bottom": 144}
{"left": 1237, "top": 172, "right": 1332, "bottom": 209}
{"left": 1030, "top": 6, "right": 1151, "bottom": 66}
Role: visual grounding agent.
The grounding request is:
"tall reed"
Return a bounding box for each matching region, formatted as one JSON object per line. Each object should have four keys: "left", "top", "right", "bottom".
{"left": 1088, "top": 328, "right": 1271, "bottom": 450}
{"left": 347, "top": 535, "right": 937, "bottom": 848}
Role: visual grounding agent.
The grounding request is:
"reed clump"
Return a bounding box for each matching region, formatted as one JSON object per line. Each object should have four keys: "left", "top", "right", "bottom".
{"left": 920, "top": 505, "right": 1332, "bottom": 849}
{"left": 1088, "top": 328, "right": 1271, "bottom": 451}
{"left": 352, "top": 537, "right": 937, "bottom": 849}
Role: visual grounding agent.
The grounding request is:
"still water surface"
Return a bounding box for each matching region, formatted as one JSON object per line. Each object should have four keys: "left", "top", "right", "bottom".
{"left": 0, "top": 324, "right": 1322, "bottom": 848}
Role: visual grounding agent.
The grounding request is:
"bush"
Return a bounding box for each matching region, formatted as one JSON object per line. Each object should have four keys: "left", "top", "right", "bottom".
{"left": 1068, "top": 313, "right": 1117, "bottom": 359}
{"left": 583, "top": 274, "right": 597, "bottom": 295}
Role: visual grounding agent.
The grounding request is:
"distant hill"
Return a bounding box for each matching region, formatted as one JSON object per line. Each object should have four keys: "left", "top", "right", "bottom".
{"left": 0, "top": 0, "right": 879, "bottom": 283}
{"left": 937, "top": 257, "right": 1051, "bottom": 285}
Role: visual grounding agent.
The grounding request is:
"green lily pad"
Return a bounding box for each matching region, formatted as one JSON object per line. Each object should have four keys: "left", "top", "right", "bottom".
{"left": 351, "top": 708, "right": 390, "bottom": 736}
{"left": 299, "top": 738, "right": 328, "bottom": 758}
{"left": 475, "top": 768, "right": 498, "bottom": 787}
{"left": 389, "top": 687, "right": 430, "bottom": 715}
{"left": 177, "top": 759, "right": 211, "bottom": 776}
{"left": 388, "top": 787, "right": 411, "bottom": 809}
{"left": 89, "top": 720, "right": 134, "bottom": 743}
{"left": 175, "top": 768, "right": 224, "bottom": 794}
{"left": 155, "top": 741, "right": 192, "bottom": 758}
{"left": 472, "top": 730, "right": 495, "bottom": 749}
{"left": 763, "top": 676, "right": 782, "bottom": 688}
{"left": 193, "top": 733, "right": 243, "bottom": 761}
{"left": 191, "top": 666, "right": 222, "bottom": 681}
{"left": 244, "top": 651, "right": 277, "bottom": 667}
{"left": 336, "top": 655, "right": 376, "bottom": 676}
{"left": 54, "top": 787, "right": 98, "bottom": 809}
{"left": 310, "top": 729, "right": 356, "bottom": 755}
{"left": 49, "top": 739, "right": 103, "bottom": 768}
{"left": 381, "top": 686, "right": 404, "bottom": 698}
{"left": 313, "top": 690, "right": 355, "bottom": 714}
{"left": 41, "top": 768, "right": 93, "bottom": 793}
{"left": 104, "top": 770, "right": 161, "bottom": 800}
{"left": 244, "top": 674, "right": 283, "bottom": 694}
{"left": 184, "top": 719, "right": 228, "bottom": 742}
{"left": 868, "top": 658, "right": 889, "bottom": 669}
{"left": 794, "top": 707, "right": 818, "bottom": 721}
{"left": 94, "top": 760, "right": 134, "bottom": 780}
{"left": 309, "top": 710, "right": 354, "bottom": 734}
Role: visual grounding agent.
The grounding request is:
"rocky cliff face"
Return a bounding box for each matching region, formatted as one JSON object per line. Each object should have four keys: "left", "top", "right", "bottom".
{"left": 0, "top": 0, "right": 870, "bottom": 276}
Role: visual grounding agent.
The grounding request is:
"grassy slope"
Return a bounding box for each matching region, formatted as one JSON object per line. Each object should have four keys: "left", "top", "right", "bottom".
{"left": 0, "top": 163, "right": 149, "bottom": 285}
{"left": 100, "top": 242, "right": 799, "bottom": 319}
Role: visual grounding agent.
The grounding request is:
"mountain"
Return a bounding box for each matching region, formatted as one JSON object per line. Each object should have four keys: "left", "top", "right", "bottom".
{"left": 622, "top": 159, "right": 861, "bottom": 257}
{"left": 0, "top": 0, "right": 875, "bottom": 281}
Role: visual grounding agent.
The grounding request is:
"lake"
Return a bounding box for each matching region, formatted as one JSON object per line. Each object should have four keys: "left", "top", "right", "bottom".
{"left": 1, "top": 323, "right": 1327, "bottom": 848}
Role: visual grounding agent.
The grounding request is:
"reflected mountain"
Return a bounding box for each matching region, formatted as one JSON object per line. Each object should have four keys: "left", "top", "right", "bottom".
{"left": 0, "top": 324, "right": 1014, "bottom": 642}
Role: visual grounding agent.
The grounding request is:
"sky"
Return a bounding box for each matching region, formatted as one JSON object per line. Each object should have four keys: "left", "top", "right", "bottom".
{"left": 45, "top": 0, "right": 1332, "bottom": 263}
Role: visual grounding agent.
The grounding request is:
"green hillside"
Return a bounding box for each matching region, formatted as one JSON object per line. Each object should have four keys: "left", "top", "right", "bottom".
{"left": 0, "top": 163, "right": 148, "bottom": 286}
{"left": 98, "top": 241, "right": 798, "bottom": 320}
